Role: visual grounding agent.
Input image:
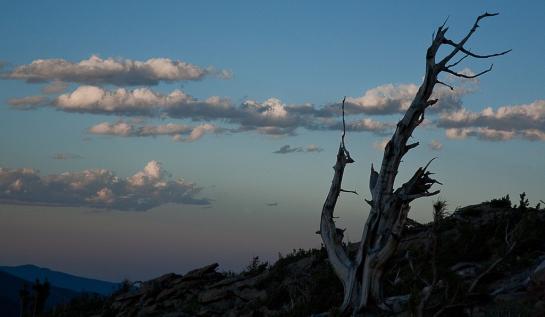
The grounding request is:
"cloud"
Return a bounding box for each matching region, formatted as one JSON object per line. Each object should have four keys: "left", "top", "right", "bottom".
{"left": 52, "top": 153, "right": 83, "bottom": 160}
{"left": 53, "top": 85, "right": 231, "bottom": 117}
{"left": 305, "top": 144, "right": 323, "bottom": 152}
{"left": 438, "top": 100, "right": 545, "bottom": 141}
{"left": 41, "top": 81, "right": 69, "bottom": 94}
{"left": 273, "top": 145, "right": 302, "bottom": 154}
{"left": 9, "top": 82, "right": 471, "bottom": 139}
{"left": 89, "top": 121, "right": 221, "bottom": 142}
{"left": 273, "top": 144, "right": 323, "bottom": 154}
{"left": 68, "top": 88, "right": 395, "bottom": 136}
{"left": 324, "top": 81, "right": 473, "bottom": 116}
{"left": 7, "top": 95, "right": 49, "bottom": 109}
{"left": 0, "top": 161, "right": 209, "bottom": 211}
{"left": 345, "top": 84, "right": 419, "bottom": 115}
{"left": 373, "top": 138, "right": 390, "bottom": 151}
{"left": 445, "top": 127, "right": 518, "bottom": 141}
{"left": 42, "top": 86, "right": 411, "bottom": 132}
{"left": 3, "top": 55, "right": 227, "bottom": 85}
{"left": 177, "top": 123, "right": 217, "bottom": 142}
{"left": 428, "top": 139, "right": 443, "bottom": 151}
{"left": 346, "top": 118, "right": 394, "bottom": 134}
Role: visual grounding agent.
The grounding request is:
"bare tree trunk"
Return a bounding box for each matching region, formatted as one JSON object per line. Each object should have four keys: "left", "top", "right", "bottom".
{"left": 320, "top": 13, "right": 509, "bottom": 316}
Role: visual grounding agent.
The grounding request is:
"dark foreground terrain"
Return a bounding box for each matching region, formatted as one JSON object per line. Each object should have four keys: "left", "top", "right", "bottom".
{"left": 46, "top": 197, "right": 545, "bottom": 316}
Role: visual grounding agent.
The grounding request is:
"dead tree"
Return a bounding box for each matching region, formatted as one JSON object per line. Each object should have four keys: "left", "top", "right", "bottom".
{"left": 320, "top": 13, "right": 509, "bottom": 315}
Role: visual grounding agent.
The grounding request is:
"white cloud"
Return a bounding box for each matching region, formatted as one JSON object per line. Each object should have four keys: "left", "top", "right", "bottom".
{"left": 7, "top": 80, "right": 480, "bottom": 139}
{"left": 333, "top": 81, "right": 473, "bottom": 115}
{"left": 89, "top": 121, "right": 136, "bottom": 136}
{"left": 54, "top": 86, "right": 230, "bottom": 117}
{"left": 305, "top": 144, "right": 323, "bottom": 152}
{"left": 0, "top": 161, "right": 209, "bottom": 210}
{"left": 373, "top": 138, "right": 390, "bottom": 151}
{"left": 273, "top": 144, "right": 324, "bottom": 154}
{"left": 445, "top": 127, "right": 517, "bottom": 141}
{"left": 438, "top": 100, "right": 545, "bottom": 141}
{"left": 41, "top": 81, "right": 69, "bottom": 94}
{"left": 4, "top": 55, "right": 227, "bottom": 85}
{"left": 428, "top": 139, "right": 443, "bottom": 151}
{"left": 181, "top": 123, "right": 217, "bottom": 142}
{"left": 346, "top": 84, "right": 418, "bottom": 114}
{"left": 7, "top": 95, "right": 49, "bottom": 108}
{"left": 89, "top": 121, "right": 220, "bottom": 142}
{"left": 346, "top": 118, "right": 394, "bottom": 134}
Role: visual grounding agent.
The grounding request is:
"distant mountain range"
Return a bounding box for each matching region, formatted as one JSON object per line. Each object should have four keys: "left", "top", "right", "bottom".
{"left": 0, "top": 264, "right": 119, "bottom": 295}
{"left": 0, "top": 271, "right": 79, "bottom": 317}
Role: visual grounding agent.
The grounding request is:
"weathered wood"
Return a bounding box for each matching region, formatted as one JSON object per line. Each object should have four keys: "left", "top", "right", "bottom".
{"left": 319, "top": 13, "right": 509, "bottom": 316}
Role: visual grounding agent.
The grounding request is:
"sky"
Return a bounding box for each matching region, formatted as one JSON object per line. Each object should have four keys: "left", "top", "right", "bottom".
{"left": 0, "top": 1, "right": 544, "bottom": 282}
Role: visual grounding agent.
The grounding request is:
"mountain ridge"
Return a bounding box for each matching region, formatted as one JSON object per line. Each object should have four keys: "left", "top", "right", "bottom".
{"left": 0, "top": 270, "right": 80, "bottom": 317}
{"left": 45, "top": 199, "right": 545, "bottom": 316}
{"left": 0, "top": 264, "right": 119, "bottom": 295}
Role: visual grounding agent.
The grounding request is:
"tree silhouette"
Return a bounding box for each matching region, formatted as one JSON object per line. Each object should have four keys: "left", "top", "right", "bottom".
{"left": 18, "top": 283, "right": 30, "bottom": 317}
{"left": 320, "top": 13, "right": 509, "bottom": 315}
{"left": 31, "top": 279, "right": 50, "bottom": 317}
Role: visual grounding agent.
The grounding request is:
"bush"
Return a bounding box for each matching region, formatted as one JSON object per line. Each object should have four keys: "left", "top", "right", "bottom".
{"left": 490, "top": 194, "right": 511, "bottom": 208}
{"left": 243, "top": 256, "right": 269, "bottom": 276}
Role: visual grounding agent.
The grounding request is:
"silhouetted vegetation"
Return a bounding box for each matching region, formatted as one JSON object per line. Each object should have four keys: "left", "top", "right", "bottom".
{"left": 517, "top": 192, "right": 530, "bottom": 211}
{"left": 242, "top": 256, "right": 269, "bottom": 276}
{"left": 45, "top": 197, "right": 545, "bottom": 316}
{"left": 489, "top": 194, "right": 511, "bottom": 208}
{"left": 19, "top": 279, "right": 50, "bottom": 317}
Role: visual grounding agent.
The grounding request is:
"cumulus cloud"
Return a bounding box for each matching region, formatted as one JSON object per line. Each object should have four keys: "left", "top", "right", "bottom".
{"left": 51, "top": 89, "right": 333, "bottom": 136}
{"left": 89, "top": 121, "right": 221, "bottom": 142}
{"left": 305, "top": 144, "right": 324, "bottom": 152}
{"left": 40, "top": 85, "right": 423, "bottom": 132}
{"left": 438, "top": 100, "right": 545, "bottom": 141}
{"left": 445, "top": 127, "right": 518, "bottom": 141}
{"left": 345, "top": 84, "right": 419, "bottom": 115}
{"left": 273, "top": 144, "right": 324, "bottom": 154}
{"left": 346, "top": 118, "right": 394, "bottom": 134}
{"left": 305, "top": 117, "right": 394, "bottom": 135}
{"left": 0, "top": 161, "right": 209, "bottom": 211}
{"left": 41, "top": 81, "right": 69, "bottom": 94}
{"left": 7, "top": 95, "right": 49, "bottom": 108}
{"left": 3, "top": 55, "right": 227, "bottom": 85}
{"left": 373, "top": 138, "right": 390, "bottom": 151}
{"left": 177, "top": 123, "right": 217, "bottom": 142}
{"left": 53, "top": 85, "right": 231, "bottom": 117}
{"left": 323, "top": 81, "right": 473, "bottom": 116}
{"left": 8, "top": 81, "right": 476, "bottom": 139}
{"left": 428, "top": 139, "right": 443, "bottom": 151}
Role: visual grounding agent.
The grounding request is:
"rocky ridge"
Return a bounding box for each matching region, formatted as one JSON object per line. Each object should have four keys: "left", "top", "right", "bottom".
{"left": 50, "top": 200, "right": 545, "bottom": 316}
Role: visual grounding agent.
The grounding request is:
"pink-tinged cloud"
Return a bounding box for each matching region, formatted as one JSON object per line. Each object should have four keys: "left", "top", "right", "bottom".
{"left": 4, "top": 55, "right": 230, "bottom": 85}
{"left": 0, "top": 161, "right": 209, "bottom": 211}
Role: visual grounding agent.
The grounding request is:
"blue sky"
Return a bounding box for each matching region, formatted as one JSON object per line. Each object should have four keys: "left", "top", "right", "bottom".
{"left": 0, "top": 1, "right": 544, "bottom": 281}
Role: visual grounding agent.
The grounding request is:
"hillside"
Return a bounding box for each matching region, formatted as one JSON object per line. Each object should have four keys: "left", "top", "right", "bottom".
{"left": 0, "top": 271, "right": 79, "bottom": 317}
{"left": 0, "top": 264, "right": 119, "bottom": 295}
{"left": 48, "top": 199, "right": 545, "bottom": 316}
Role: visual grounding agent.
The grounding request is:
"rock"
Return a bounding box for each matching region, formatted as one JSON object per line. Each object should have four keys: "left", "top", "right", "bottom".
{"left": 181, "top": 263, "right": 219, "bottom": 281}
{"left": 236, "top": 288, "right": 267, "bottom": 302}
{"left": 198, "top": 288, "right": 232, "bottom": 303}
{"left": 450, "top": 262, "right": 482, "bottom": 279}
{"left": 530, "top": 258, "right": 545, "bottom": 286}
{"left": 156, "top": 287, "right": 180, "bottom": 301}
{"left": 534, "top": 300, "right": 545, "bottom": 311}
{"left": 210, "top": 276, "right": 244, "bottom": 288}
